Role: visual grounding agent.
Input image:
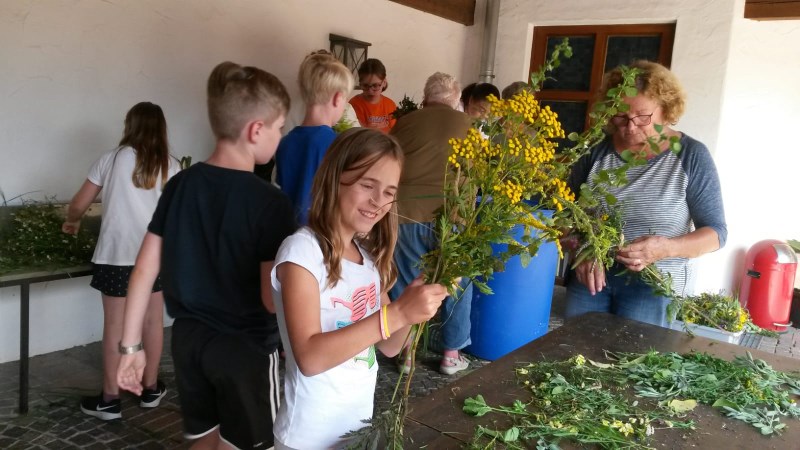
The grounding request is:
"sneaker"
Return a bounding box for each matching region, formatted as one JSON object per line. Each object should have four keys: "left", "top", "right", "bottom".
{"left": 439, "top": 354, "right": 470, "bottom": 375}
{"left": 80, "top": 394, "right": 122, "bottom": 420}
{"left": 139, "top": 380, "right": 167, "bottom": 408}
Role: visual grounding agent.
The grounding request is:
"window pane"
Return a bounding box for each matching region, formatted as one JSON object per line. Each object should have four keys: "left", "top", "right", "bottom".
{"left": 542, "top": 36, "right": 595, "bottom": 91}
{"left": 541, "top": 100, "right": 588, "bottom": 151}
{"left": 604, "top": 35, "right": 662, "bottom": 72}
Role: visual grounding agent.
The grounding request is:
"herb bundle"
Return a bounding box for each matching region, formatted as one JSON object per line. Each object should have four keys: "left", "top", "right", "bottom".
{"left": 465, "top": 351, "right": 800, "bottom": 449}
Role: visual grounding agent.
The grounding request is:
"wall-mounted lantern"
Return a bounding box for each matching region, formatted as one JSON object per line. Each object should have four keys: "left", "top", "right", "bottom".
{"left": 329, "top": 34, "right": 371, "bottom": 87}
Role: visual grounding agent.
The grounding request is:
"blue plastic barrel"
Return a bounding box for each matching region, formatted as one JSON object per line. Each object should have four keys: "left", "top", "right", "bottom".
{"left": 466, "top": 211, "right": 559, "bottom": 360}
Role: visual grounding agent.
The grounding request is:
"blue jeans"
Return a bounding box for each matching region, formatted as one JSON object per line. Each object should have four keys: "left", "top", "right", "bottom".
{"left": 390, "top": 222, "right": 473, "bottom": 351}
{"left": 565, "top": 266, "right": 671, "bottom": 328}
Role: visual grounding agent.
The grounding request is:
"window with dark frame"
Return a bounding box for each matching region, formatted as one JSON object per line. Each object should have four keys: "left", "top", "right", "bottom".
{"left": 529, "top": 24, "right": 676, "bottom": 148}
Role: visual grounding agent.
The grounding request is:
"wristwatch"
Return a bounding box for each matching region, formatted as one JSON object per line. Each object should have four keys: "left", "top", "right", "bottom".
{"left": 118, "top": 341, "right": 144, "bottom": 354}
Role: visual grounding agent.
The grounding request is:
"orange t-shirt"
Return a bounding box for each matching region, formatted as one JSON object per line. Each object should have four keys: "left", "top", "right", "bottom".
{"left": 349, "top": 95, "right": 397, "bottom": 133}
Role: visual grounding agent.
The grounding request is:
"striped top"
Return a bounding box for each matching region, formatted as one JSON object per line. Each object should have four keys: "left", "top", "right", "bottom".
{"left": 568, "top": 134, "right": 727, "bottom": 295}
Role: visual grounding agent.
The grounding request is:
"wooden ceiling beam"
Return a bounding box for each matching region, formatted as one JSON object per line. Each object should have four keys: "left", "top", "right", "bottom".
{"left": 389, "top": 0, "right": 476, "bottom": 26}
{"left": 745, "top": 0, "right": 800, "bottom": 20}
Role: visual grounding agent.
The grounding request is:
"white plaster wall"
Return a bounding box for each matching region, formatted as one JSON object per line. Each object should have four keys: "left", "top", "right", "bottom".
{"left": 0, "top": 0, "right": 484, "bottom": 362}
{"left": 706, "top": 0, "right": 800, "bottom": 294}
{"left": 494, "top": 0, "right": 745, "bottom": 294}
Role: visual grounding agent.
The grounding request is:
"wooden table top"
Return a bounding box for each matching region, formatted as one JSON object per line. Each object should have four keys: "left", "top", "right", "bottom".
{"left": 404, "top": 312, "right": 799, "bottom": 449}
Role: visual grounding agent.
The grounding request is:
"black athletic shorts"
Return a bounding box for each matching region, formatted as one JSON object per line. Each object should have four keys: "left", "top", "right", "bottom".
{"left": 171, "top": 318, "right": 281, "bottom": 449}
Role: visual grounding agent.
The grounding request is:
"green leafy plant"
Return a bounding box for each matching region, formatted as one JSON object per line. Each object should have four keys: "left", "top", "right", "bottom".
{"left": 0, "top": 198, "right": 96, "bottom": 274}
{"left": 391, "top": 95, "right": 419, "bottom": 120}
{"left": 333, "top": 114, "right": 356, "bottom": 134}
{"left": 668, "top": 291, "right": 777, "bottom": 337}
{"left": 635, "top": 265, "right": 778, "bottom": 338}
{"left": 464, "top": 350, "right": 800, "bottom": 449}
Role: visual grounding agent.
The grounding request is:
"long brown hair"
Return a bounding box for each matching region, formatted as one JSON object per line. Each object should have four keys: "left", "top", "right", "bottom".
{"left": 308, "top": 128, "right": 404, "bottom": 291}
{"left": 118, "top": 102, "right": 170, "bottom": 189}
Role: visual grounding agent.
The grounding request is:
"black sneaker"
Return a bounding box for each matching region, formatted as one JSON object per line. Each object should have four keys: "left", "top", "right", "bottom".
{"left": 80, "top": 394, "right": 122, "bottom": 420}
{"left": 139, "top": 380, "right": 167, "bottom": 408}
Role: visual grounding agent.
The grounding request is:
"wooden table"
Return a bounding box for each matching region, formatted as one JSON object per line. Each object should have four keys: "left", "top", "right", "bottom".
{"left": 405, "top": 313, "right": 800, "bottom": 449}
{"left": 0, "top": 266, "right": 92, "bottom": 414}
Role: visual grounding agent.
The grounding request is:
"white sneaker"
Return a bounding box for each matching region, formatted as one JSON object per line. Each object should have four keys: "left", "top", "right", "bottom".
{"left": 439, "top": 354, "right": 469, "bottom": 375}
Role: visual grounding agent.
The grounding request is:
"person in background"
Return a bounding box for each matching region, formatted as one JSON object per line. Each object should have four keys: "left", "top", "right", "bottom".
{"left": 63, "top": 101, "right": 179, "bottom": 420}
{"left": 271, "top": 128, "right": 447, "bottom": 449}
{"left": 275, "top": 50, "right": 353, "bottom": 224}
{"left": 349, "top": 58, "right": 397, "bottom": 133}
{"left": 116, "top": 62, "right": 296, "bottom": 449}
{"left": 565, "top": 60, "right": 727, "bottom": 328}
{"left": 461, "top": 82, "right": 500, "bottom": 120}
{"left": 390, "top": 72, "right": 475, "bottom": 376}
{"left": 501, "top": 81, "right": 531, "bottom": 99}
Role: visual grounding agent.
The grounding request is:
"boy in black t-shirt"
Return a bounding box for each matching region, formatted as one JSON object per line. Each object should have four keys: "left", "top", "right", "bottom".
{"left": 116, "top": 62, "right": 296, "bottom": 449}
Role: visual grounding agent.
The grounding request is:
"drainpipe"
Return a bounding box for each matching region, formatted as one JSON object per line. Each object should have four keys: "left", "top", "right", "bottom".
{"left": 478, "top": 0, "right": 501, "bottom": 84}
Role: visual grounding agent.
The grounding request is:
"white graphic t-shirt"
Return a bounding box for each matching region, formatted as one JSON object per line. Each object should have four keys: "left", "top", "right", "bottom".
{"left": 271, "top": 227, "right": 381, "bottom": 449}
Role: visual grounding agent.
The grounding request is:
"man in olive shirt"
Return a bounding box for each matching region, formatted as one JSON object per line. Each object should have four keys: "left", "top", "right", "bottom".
{"left": 389, "top": 72, "right": 474, "bottom": 376}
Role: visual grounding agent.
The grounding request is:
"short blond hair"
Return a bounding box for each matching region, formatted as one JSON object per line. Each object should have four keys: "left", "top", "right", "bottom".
{"left": 298, "top": 50, "right": 353, "bottom": 105}
{"left": 600, "top": 60, "right": 686, "bottom": 124}
{"left": 206, "top": 61, "right": 290, "bottom": 140}
{"left": 423, "top": 72, "right": 461, "bottom": 109}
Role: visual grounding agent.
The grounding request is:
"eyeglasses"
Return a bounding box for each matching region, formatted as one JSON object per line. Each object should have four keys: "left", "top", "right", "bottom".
{"left": 610, "top": 112, "right": 655, "bottom": 127}
{"left": 361, "top": 82, "right": 383, "bottom": 91}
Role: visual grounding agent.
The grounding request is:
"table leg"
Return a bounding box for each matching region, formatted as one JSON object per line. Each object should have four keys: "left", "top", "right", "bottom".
{"left": 19, "top": 283, "right": 29, "bottom": 414}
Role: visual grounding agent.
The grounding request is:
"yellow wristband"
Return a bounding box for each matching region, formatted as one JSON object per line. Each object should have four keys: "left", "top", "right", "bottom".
{"left": 381, "top": 305, "right": 391, "bottom": 339}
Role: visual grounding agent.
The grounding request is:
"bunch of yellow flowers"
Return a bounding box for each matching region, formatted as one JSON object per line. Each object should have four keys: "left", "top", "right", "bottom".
{"left": 423, "top": 89, "right": 575, "bottom": 295}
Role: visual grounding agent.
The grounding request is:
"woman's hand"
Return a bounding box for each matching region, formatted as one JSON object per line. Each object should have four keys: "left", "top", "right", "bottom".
{"left": 395, "top": 276, "right": 448, "bottom": 325}
{"left": 616, "top": 235, "right": 672, "bottom": 272}
{"left": 574, "top": 259, "right": 606, "bottom": 295}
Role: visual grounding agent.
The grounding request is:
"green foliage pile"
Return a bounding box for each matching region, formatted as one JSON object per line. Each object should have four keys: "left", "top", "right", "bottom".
{"left": 0, "top": 200, "right": 96, "bottom": 275}
{"left": 465, "top": 351, "right": 800, "bottom": 449}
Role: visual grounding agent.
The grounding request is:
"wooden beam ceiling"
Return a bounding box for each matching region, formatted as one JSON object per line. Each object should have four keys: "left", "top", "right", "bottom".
{"left": 745, "top": 0, "right": 800, "bottom": 20}
{"left": 389, "top": 0, "right": 476, "bottom": 26}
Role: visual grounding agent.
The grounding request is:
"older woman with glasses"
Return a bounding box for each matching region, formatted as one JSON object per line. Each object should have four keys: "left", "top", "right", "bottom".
{"left": 565, "top": 60, "right": 727, "bottom": 327}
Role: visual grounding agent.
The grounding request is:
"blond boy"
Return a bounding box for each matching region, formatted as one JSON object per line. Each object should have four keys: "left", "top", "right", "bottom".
{"left": 275, "top": 50, "right": 353, "bottom": 224}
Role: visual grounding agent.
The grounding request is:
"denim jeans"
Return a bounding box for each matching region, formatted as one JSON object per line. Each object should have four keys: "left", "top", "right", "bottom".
{"left": 564, "top": 265, "right": 671, "bottom": 328}
{"left": 390, "top": 222, "right": 473, "bottom": 351}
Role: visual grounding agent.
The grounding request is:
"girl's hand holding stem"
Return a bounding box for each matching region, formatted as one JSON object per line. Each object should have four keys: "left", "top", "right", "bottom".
{"left": 392, "top": 276, "right": 448, "bottom": 326}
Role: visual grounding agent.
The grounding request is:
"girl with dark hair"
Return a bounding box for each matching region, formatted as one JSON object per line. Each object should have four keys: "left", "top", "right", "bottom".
{"left": 349, "top": 58, "right": 398, "bottom": 133}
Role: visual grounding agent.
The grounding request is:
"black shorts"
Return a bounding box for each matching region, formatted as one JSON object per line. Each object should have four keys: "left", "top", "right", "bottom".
{"left": 90, "top": 264, "right": 162, "bottom": 297}
{"left": 171, "top": 318, "right": 280, "bottom": 449}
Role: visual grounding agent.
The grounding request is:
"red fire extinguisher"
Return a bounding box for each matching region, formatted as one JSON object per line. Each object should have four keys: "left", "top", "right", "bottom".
{"left": 740, "top": 240, "right": 798, "bottom": 332}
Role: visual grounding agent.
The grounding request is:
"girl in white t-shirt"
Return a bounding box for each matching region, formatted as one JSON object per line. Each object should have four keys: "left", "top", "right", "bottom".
{"left": 63, "top": 102, "right": 180, "bottom": 420}
{"left": 271, "top": 128, "right": 448, "bottom": 449}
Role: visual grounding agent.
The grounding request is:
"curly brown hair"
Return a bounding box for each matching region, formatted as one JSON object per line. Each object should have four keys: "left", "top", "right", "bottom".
{"left": 599, "top": 60, "right": 686, "bottom": 124}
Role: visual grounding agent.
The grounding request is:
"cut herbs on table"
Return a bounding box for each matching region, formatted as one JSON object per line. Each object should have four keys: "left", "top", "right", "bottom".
{"left": 464, "top": 351, "right": 800, "bottom": 449}
{"left": 0, "top": 199, "right": 96, "bottom": 274}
